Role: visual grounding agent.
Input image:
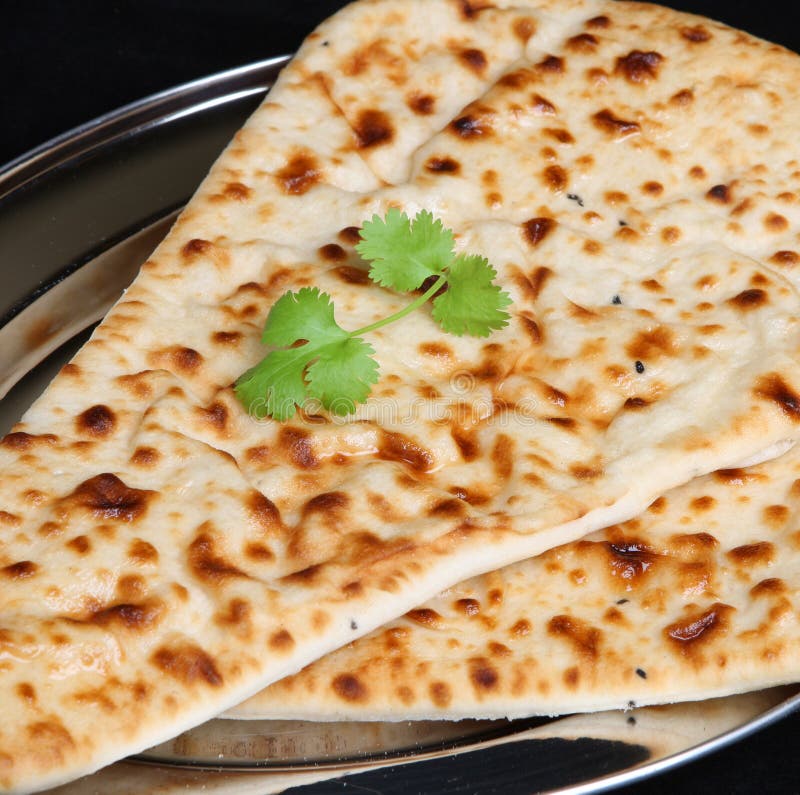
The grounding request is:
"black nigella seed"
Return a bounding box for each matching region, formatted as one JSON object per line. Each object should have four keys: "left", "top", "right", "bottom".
{"left": 567, "top": 193, "right": 584, "bottom": 206}
{"left": 612, "top": 294, "right": 622, "bottom": 305}
{"left": 619, "top": 219, "right": 628, "bottom": 226}
{"left": 628, "top": 700, "right": 636, "bottom": 709}
{"left": 636, "top": 668, "right": 647, "bottom": 679}
{"left": 322, "top": 40, "right": 330, "bottom": 46}
{"left": 627, "top": 716, "right": 637, "bottom": 725}
{"left": 635, "top": 360, "right": 645, "bottom": 374}
{"left": 350, "top": 620, "right": 358, "bottom": 630}
{"left": 616, "top": 598, "right": 629, "bottom": 605}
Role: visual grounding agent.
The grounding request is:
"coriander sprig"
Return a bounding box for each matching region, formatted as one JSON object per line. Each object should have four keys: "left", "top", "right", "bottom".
{"left": 234, "top": 209, "right": 511, "bottom": 421}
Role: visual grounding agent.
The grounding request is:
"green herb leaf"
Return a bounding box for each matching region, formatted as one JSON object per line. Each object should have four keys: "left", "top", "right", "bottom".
{"left": 356, "top": 207, "right": 454, "bottom": 291}
{"left": 235, "top": 210, "right": 513, "bottom": 421}
{"left": 432, "top": 253, "right": 512, "bottom": 337}
{"left": 262, "top": 287, "right": 347, "bottom": 348}
{"left": 306, "top": 336, "right": 379, "bottom": 415}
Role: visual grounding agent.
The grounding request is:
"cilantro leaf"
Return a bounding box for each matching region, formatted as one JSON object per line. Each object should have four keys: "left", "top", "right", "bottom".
{"left": 262, "top": 287, "right": 347, "bottom": 348}
{"left": 356, "top": 208, "right": 454, "bottom": 291}
{"left": 306, "top": 336, "right": 379, "bottom": 415}
{"left": 235, "top": 287, "right": 358, "bottom": 420}
{"left": 235, "top": 210, "right": 515, "bottom": 421}
{"left": 234, "top": 347, "right": 310, "bottom": 421}
{"left": 432, "top": 253, "right": 512, "bottom": 337}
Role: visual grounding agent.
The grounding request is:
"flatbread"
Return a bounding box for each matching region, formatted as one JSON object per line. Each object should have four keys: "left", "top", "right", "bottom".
{"left": 230, "top": 446, "right": 800, "bottom": 719}
{"left": 3, "top": 0, "right": 800, "bottom": 791}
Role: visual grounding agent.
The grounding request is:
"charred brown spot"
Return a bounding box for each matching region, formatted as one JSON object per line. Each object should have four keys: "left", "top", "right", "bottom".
{"left": 547, "top": 615, "right": 602, "bottom": 660}
{"left": 491, "top": 434, "right": 514, "bottom": 480}
{"left": 690, "top": 495, "right": 716, "bottom": 512}
{"left": 332, "top": 673, "right": 368, "bottom": 702}
{"left": 338, "top": 226, "right": 362, "bottom": 246}
{"left": 419, "top": 341, "right": 454, "bottom": 359}
{"left": 451, "top": 426, "right": 479, "bottom": 461}
{"left": 318, "top": 243, "right": 346, "bottom": 262}
{"left": 378, "top": 430, "right": 434, "bottom": 472}
{"left": 469, "top": 657, "right": 499, "bottom": 691}
{"left": 26, "top": 720, "right": 75, "bottom": 758}
{"left": 75, "top": 404, "right": 116, "bottom": 438}
{"left": 223, "top": 182, "right": 252, "bottom": 201}
{"left": 540, "top": 128, "right": 573, "bottom": 146}
{"left": 2, "top": 560, "right": 37, "bottom": 579}
{"left": 765, "top": 212, "right": 789, "bottom": 232}
{"left": 626, "top": 326, "right": 677, "bottom": 360}
{"left": 512, "top": 17, "right": 536, "bottom": 41}
{"left": 129, "top": 538, "right": 158, "bottom": 564}
{"left": 0, "top": 511, "right": 20, "bottom": 526}
{"left": 276, "top": 151, "right": 321, "bottom": 195}
{"left": 537, "top": 55, "right": 564, "bottom": 73}
{"left": 566, "top": 32, "right": 597, "bottom": 52}
{"left": 151, "top": 643, "right": 223, "bottom": 687}
{"left": 246, "top": 491, "right": 281, "bottom": 534}
{"left": 425, "top": 156, "right": 461, "bottom": 174}
{"left": 269, "top": 628, "right": 295, "bottom": 651}
{"left": 459, "top": 47, "right": 487, "bottom": 74}
{"left": 519, "top": 313, "right": 542, "bottom": 344}
{"left": 764, "top": 504, "right": 790, "bottom": 527}
{"left": 751, "top": 578, "right": 787, "bottom": 598}
{"left": 670, "top": 88, "right": 694, "bottom": 105}
{"left": 681, "top": 25, "right": 712, "bottom": 42}
{"left": 706, "top": 184, "right": 730, "bottom": 203}
{"left": 330, "top": 265, "right": 369, "bottom": 287}
{"left": 522, "top": 217, "right": 555, "bottom": 248}
{"left": 407, "top": 91, "right": 436, "bottom": 115}
{"left": 188, "top": 531, "right": 247, "bottom": 583}
{"left": 570, "top": 463, "right": 603, "bottom": 479}
{"left": 510, "top": 618, "right": 531, "bottom": 637}
{"left": 181, "top": 238, "right": 212, "bottom": 258}
{"left": 130, "top": 446, "right": 159, "bottom": 467}
{"left": 429, "top": 681, "right": 452, "bottom": 707}
{"left": 623, "top": 397, "right": 649, "bottom": 410}
{"left": 282, "top": 563, "right": 323, "bottom": 585}
{"left": 170, "top": 347, "right": 203, "bottom": 373}
{"left": 429, "top": 498, "right": 467, "bottom": 518}
{"left": 66, "top": 535, "right": 91, "bottom": 555}
{"left": 406, "top": 608, "right": 444, "bottom": 628}
{"left": 727, "top": 288, "right": 768, "bottom": 311}
{"left": 197, "top": 402, "right": 228, "bottom": 433}
{"left": 564, "top": 667, "right": 580, "bottom": 688}
{"left": 91, "top": 600, "right": 162, "bottom": 631}
{"left": 279, "top": 427, "right": 318, "bottom": 469}
{"left": 606, "top": 540, "right": 657, "bottom": 584}
{"left": 592, "top": 109, "right": 640, "bottom": 138}
{"left": 727, "top": 541, "right": 775, "bottom": 567}
{"left": 16, "top": 682, "right": 36, "bottom": 703}
{"left": 754, "top": 373, "right": 800, "bottom": 421}
{"left": 664, "top": 603, "right": 733, "bottom": 656}
{"left": 455, "top": 598, "right": 481, "bottom": 616}
{"left": 542, "top": 164, "right": 568, "bottom": 191}
{"left": 586, "top": 14, "right": 611, "bottom": 28}
{"left": 302, "top": 491, "right": 350, "bottom": 518}
{"left": 65, "top": 474, "right": 153, "bottom": 522}
{"left": 770, "top": 250, "right": 799, "bottom": 266}
{"left": 355, "top": 108, "right": 394, "bottom": 149}
{"left": 450, "top": 113, "right": 492, "bottom": 139}
{"left": 615, "top": 50, "right": 663, "bottom": 83}
{"left": 244, "top": 542, "right": 274, "bottom": 562}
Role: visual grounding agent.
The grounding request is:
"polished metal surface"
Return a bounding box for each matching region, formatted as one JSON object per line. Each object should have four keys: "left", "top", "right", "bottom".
{"left": 1, "top": 56, "right": 799, "bottom": 794}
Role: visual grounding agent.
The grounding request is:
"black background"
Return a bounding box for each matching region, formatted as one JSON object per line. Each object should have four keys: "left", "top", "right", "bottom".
{"left": 3, "top": 2, "right": 800, "bottom": 793}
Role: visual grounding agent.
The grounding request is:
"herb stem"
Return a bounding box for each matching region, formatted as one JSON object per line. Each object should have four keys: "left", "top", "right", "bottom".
{"left": 350, "top": 274, "right": 447, "bottom": 337}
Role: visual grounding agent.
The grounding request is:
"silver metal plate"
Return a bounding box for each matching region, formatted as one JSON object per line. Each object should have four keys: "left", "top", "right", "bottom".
{"left": 1, "top": 57, "right": 799, "bottom": 795}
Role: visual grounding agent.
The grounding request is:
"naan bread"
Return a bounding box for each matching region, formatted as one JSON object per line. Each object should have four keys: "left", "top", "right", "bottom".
{"left": 3, "top": 0, "right": 800, "bottom": 791}
{"left": 231, "top": 447, "right": 800, "bottom": 720}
